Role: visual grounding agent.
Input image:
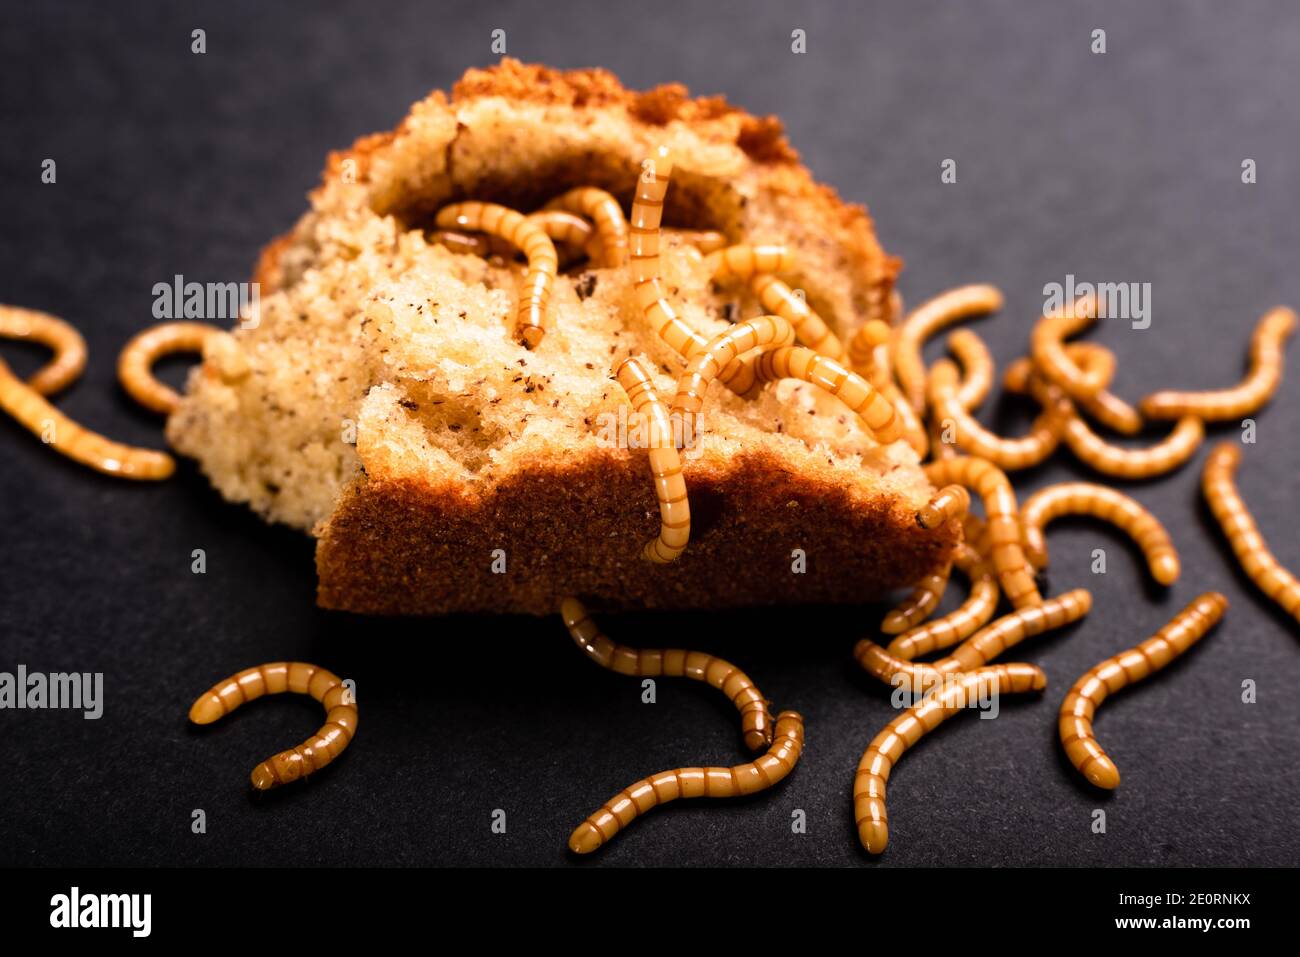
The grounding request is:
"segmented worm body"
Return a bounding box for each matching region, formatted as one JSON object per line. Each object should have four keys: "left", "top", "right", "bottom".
{"left": 1140, "top": 307, "right": 1296, "bottom": 421}
{"left": 663, "top": 228, "right": 728, "bottom": 254}
{"left": 846, "top": 318, "right": 893, "bottom": 373}
{"left": 0, "top": 304, "right": 87, "bottom": 396}
{"left": 854, "top": 664, "right": 1045, "bottom": 854}
{"left": 544, "top": 186, "right": 629, "bottom": 267}
{"left": 670, "top": 315, "right": 795, "bottom": 427}
{"left": 1059, "top": 593, "right": 1227, "bottom": 789}
{"left": 1062, "top": 413, "right": 1204, "bottom": 480}
{"left": 1202, "top": 443, "right": 1300, "bottom": 621}
{"left": 117, "top": 321, "right": 221, "bottom": 414}
{"left": 189, "top": 662, "right": 357, "bottom": 790}
{"left": 849, "top": 335, "right": 927, "bottom": 455}
{"left": 886, "top": 544, "right": 999, "bottom": 661}
{"left": 568, "top": 709, "right": 803, "bottom": 854}
{"left": 917, "top": 484, "right": 970, "bottom": 530}
{"left": 527, "top": 210, "right": 602, "bottom": 265}
{"left": 750, "top": 273, "right": 845, "bottom": 359}
{"left": 705, "top": 244, "right": 796, "bottom": 281}
{"left": 614, "top": 357, "right": 690, "bottom": 562}
{"left": 927, "top": 359, "right": 1066, "bottom": 470}
{"left": 751, "top": 345, "right": 902, "bottom": 444}
{"left": 1030, "top": 294, "right": 1106, "bottom": 400}
{"left": 923, "top": 456, "right": 1041, "bottom": 607}
{"left": 1066, "top": 343, "right": 1142, "bottom": 435}
{"left": 894, "top": 284, "right": 1004, "bottom": 412}
{"left": 947, "top": 328, "right": 993, "bottom": 412}
{"left": 560, "top": 598, "right": 772, "bottom": 750}
{"left": 434, "top": 201, "right": 558, "bottom": 349}
{"left": 1021, "top": 483, "right": 1179, "bottom": 584}
{"left": 881, "top": 562, "right": 952, "bottom": 635}
{"left": 855, "top": 589, "right": 1091, "bottom": 689}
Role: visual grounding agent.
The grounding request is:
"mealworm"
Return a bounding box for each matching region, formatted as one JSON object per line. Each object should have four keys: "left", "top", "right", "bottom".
{"left": 188, "top": 661, "right": 358, "bottom": 790}
{"left": 0, "top": 304, "right": 87, "bottom": 396}
{"left": 705, "top": 244, "right": 796, "bottom": 281}
{"left": 881, "top": 562, "right": 952, "bottom": 635}
{"left": 1140, "top": 307, "right": 1297, "bottom": 422}
{"left": 1059, "top": 593, "right": 1227, "bottom": 789}
{"left": 847, "top": 318, "right": 893, "bottom": 372}
{"left": 1021, "top": 482, "right": 1179, "bottom": 585}
{"left": 430, "top": 229, "right": 499, "bottom": 258}
{"left": 917, "top": 484, "right": 970, "bottom": 530}
{"left": 927, "top": 358, "right": 1067, "bottom": 470}
{"left": 947, "top": 328, "right": 994, "bottom": 412}
{"left": 1030, "top": 293, "right": 1107, "bottom": 400}
{"left": 1202, "top": 442, "right": 1300, "bottom": 621}
{"left": 848, "top": 335, "right": 927, "bottom": 455}
{"left": 854, "top": 663, "right": 1045, "bottom": 854}
{"left": 750, "top": 344, "right": 903, "bottom": 445}
{"left": 923, "top": 456, "right": 1041, "bottom": 607}
{"left": 434, "top": 201, "right": 558, "bottom": 349}
{"left": 750, "top": 274, "right": 845, "bottom": 359}
{"left": 894, "top": 284, "right": 1004, "bottom": 413}
{"left": 560, "top": 597, "right": 772, "bottom": 751}
{"left": 568, "top": 710, "right": 803, "bottom": 854}
{"left": 527, "top": 209, "right": 602, "bottom": 266}
{"left": 886, "top": 544, "right": 999, "bottom": 661}
{"left": 614, "top": 356, "right": 690, "bottom": 562}
{"left": 670, "top": 315, "right": 795, "bottom": 428}
{"left": 117, "top": 321, "right": 221, "bottom": 414}
{"left": 662, "top": 228, "right": 728, "bottom": 254}
{"left": 1065, "top": 343, "right": 1142, "bottom": 435}
{"left": 544, "top": 186, "right": 629, "bottom": 267}
{"left": 855, "top": 588, "right": 1091, "bottom": 689}
{"left": 0, "top": 356, "right": 175, "bottom": 480}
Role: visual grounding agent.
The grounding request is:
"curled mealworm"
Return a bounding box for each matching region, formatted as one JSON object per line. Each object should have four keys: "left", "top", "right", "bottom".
{"left": 847, "top": 318, "right": 893, "bottom": 372}
{"left": 927, "top": 358, "right": 1067, "bottom": 470}
{"left": 894, "top": 284, "right": 1004, "bottom": 413}
{"left": 430, "top": 229, "right": 499, "bottom": 258}
{"left": 1065, "top": 343, "right": 1142, "bottom": 435}
{"left": 848, "top": 335, "right": 927, "bottom": 455}
{"left": 947, "top": 328, "right": 994, "bottom": 412}
{"left": 1030, "top": 293, "right": 1107, "bottom": 400}
{"left": 881, "top": 562, "right": 952, "bottom": 635}
{"left": 434, "top": 201, "right": 558, "bottom": 349}
{"left": 1140, "top": 307, "right": 1297, "bottom": 422}
{"left": 662, "top": 228, "right": 728, "bottom": 254}
{"left": 1202, "top": 442, "right": 1300, "bottom": 622}
{"left": 117, "top": 321, "right": 221, "bottom": 414}
{"left": 527, "top": 209, "right": 602, "bottom": 266}
{"left": 614, "top": 356, "right": 690, "bottom": 562}
{"left": 705, "top": 244, "right": 796, "bottom": 281}
{"left": 750, "top": 274, "right": 845, "bottom": 359}
{"left": 750, "top": 344, "right": 903, "bottom": 445}
{"left": 886, "top": 544, "right": 999, "bottom": 661}
{"left": 0, "top": 356, "right": 175, "bottom": 480}
{"left": 560, "top": 597, "right": 772, "bottom": 751}
{"left": 923, "top": 456, "right": 1041, "bottom": 607}
{"left": 568, "top": 709, "right": 803, "bottom": 854}
{"left": 544, "top": 186, "right": 629, "bottom": 267}
{"left": 1059, "top": 593, "right": 1227, "bottom": 789}
{"left": 0, "top": 304, "right": 87, "bottom": 396}
{"left": 917, "top": 484, "right": 970, "bottom": 530}
{"left": 855, "top": 588, "right": 1091, "bottom": 689}
{"left": 1021, "top": 482, "right": 1179, "bottom": 584}
{"left": 854, "top": 663, "right": 1045, "bottom": 854}
{"left": 189, "top": 661, "right": 358, "bottom": 790}
{"left": 670, "top": 315, "right": 795, "bottom": 429}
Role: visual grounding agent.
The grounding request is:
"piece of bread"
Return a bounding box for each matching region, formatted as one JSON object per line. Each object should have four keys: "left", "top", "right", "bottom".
{"left": 166, "top": 59, "right": 955, "bottom": 615}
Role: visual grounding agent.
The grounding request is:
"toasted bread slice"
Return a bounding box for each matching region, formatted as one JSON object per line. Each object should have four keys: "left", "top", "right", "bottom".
{"left": 167, "top": 60, "right": 955, "bottom": 615}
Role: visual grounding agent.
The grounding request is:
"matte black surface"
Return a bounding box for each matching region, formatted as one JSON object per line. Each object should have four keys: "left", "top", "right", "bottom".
{"left": 1, "top": 0, "right": 1298, "bottom": 867}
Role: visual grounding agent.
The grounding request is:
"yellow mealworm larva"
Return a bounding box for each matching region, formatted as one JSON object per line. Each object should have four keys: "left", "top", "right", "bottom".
{"left": 189, "top": 661, "right": 358, "bottom": 790}
{"left": 855, "top": 589, "right": 1091, "bottom": 689}
{"left": 923, "top": 456, "right": 1041, "bottom": 607}
{"left": 847, "top": 318, "right": 893, "bottom": 373}
{"left": 705, "top": 243, "right": 797, "bottom": 282}
{"left": 1030, "top": 293, "right": 1107, "bottom": 400}
{"left": 854, "top": 663, "right": 1045, "bottom": 854}
{"left": 750, "top": 273, "right": 845, "bottom": 360}
{"left": 1202, "top": 442, "right": 1300, "bottom": 621}
{"left": 545, "top": 186, "right": 629, "bottom": 267}
{"left": 117, "top": 321, "right": 221, "bottom": 414}
{"left": 927, "top": 359, "right": 1067, "bottom": 470}
{"left": 1021, "top": 482, "right": 1179, "bottom": 584}
{"left": 894, "top": 284, "right": 1004, "bottom": 413}
{"left": 1065, "top": 343, "right": 1142, "bottom": 435}
{"left": 434, "top": 201, "right": 558, "bottom": 349}
{"left": 849, "top": 337, "right": 927, "bottom": 456}
{"left": 886, "top": 545, "right": 999, "bottom": 661}
{"left": 614, "top": 357, "right": 690, "bottom": 562}
{"left": 560, "top": 597, "right": 772, "bottom": 751}
{"left": 750, "top": 344, "right": 903, "bottom": 445}
{"left": 881, "top": 562, "right": 952, "bottom": 635}
{"left": 0, "top": 304, "right": 87, "bottom": 396}
{"left": 0, "top": 356, "right": 175, "bottom": 480}
{"left": 917, "top": 484, "right": 970, "bottom": 530}
{"left": 947, "top": 328, "right": 994, "bottom": 412}
{"left": 670, "top": 314, "right": 795, "bottom": 427}
{"left": 568, "top": 710, "right": 803, "bottom": 854}
{"left": 1062, "top": 412, "right": 1204, "bottom": 480}
{"left": 662, "top": 228, "right": 729, "bottom": 254}
{"left": 1059, "top": 593, "right": 1227, "bottom": 789}
{"left": 1140, "top": 307, "right": 1297, "bottom": 422}
{"left": 430, "top": 229, "right": 496, "bottom": 258}
{"left": 527, "top": 209, "right": 602, "bottom": 265}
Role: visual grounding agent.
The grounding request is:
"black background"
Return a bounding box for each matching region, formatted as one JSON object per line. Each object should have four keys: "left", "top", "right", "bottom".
{"left": 1, "top": 1, "right": 1298, "bottom": 867}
